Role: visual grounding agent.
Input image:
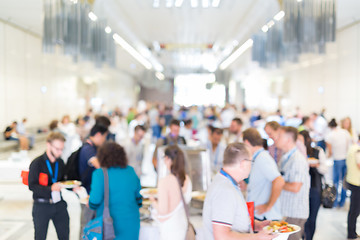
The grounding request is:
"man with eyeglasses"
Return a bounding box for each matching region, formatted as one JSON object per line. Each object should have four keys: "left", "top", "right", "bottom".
{"left": 28, "top": 132, "right": 69, "bottom": 240}
{"left": 203, "top": 142, "right": 276, "bottom": 240}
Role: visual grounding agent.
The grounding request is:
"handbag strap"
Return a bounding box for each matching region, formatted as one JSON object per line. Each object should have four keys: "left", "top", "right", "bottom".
{"left": 177, "top": 177, "right": 190, "bottom": 225}
{"left": 102, "top": 168, "right": 111, "bottom": 218}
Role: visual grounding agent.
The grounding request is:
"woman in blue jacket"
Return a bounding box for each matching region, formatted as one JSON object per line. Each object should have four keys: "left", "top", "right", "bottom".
{"left": 89, "top": 142, "right": 142, "bottom": 239}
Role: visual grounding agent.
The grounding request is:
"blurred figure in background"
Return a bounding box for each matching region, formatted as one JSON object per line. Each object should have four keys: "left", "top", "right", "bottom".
{"left": 310, "top": 112, "right": 328, "bottom": 151}
{"left": 180, "top": 119, "right": 193, "bottom": 143}
{"left": 345, "top": 134, "right": 360, "bottom": 240}
{"left": 326, "top": 118, "right": 352, "bottom": 208}
{"left": 298, "top": 130, "right": 327, "bottom": 240}
{"left": 206, "top": 127, "right": 225, "bottom": 174}
{"left": 228, "top": 118, "right": 243, "bottom": 144}
{"left": 341, "top": 117, "right": 358, "bottom": 144}
{"left": 124, "top": 125, "right": 146, "bottom": 177}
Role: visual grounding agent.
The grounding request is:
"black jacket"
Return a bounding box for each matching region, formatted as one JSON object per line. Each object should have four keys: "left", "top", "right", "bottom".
{"left": 28, "top": 153, "right": 65, "bottom": 200}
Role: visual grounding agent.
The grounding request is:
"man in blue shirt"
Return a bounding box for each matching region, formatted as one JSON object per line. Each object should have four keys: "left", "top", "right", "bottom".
{"left": 78, "top": 124, "right": 108, "bottom": 237}
{"left": 78, "top": 124, "right": 108, "bottom": 193}
{"left": 243, "top": 128, "right": 285, "bottom": 221}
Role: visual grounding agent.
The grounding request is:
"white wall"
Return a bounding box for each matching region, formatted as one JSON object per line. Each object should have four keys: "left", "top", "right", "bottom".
{"left": 0, "top": 22, "right": 137, "bottom": 130}
{"left": 236, "top": 21, "right": 360, "bottom": 131}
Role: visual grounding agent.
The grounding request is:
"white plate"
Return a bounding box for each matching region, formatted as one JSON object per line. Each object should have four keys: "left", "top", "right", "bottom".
{"left": 308, "top": 159, "right": 319, "bottom": 164}
{"left": 59, "top": 180, "right": 82, "bottom": 188}
{"left": 263, "top": 224, "right": 301, "bottom": 240}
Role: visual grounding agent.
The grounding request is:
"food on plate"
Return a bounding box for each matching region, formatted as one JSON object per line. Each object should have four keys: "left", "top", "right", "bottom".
{"left": 140, "top": 188, "right": 158, "bottom": 198}
{"left": 266, "top": 221, "right": 296, "bottom": 233}
{"left": 59, "top": 180, "right": 81, "bottom": 188}
{"left": 193, "top": 194, "right": 206, "bottom": 201}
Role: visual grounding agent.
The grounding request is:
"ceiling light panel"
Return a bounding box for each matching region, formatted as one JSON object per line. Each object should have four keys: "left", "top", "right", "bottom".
{"left": 191, "top": 0, "right": 198, "bottom": 8}
{"left": 212, "top": 0, "right": 221, "bottom": 7}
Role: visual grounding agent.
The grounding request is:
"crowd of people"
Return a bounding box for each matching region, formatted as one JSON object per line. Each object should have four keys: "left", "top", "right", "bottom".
{"left": 25, "top": 102, "right": 360, "bottom": 240}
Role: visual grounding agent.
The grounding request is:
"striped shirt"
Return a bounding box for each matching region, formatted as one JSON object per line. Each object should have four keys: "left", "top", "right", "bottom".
{"left": 279, "top": 147, "right": 310, "bottom": 219}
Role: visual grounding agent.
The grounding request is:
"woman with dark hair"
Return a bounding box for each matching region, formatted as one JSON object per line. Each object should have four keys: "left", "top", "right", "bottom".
{"left": 150, "top": 145, "right": 192, "bottom": 240}
{"left": 88, "top": 142, "right": 142, "bottom": 240}
{"left": 298, "top": 130, "right": 327, "bottom": 240}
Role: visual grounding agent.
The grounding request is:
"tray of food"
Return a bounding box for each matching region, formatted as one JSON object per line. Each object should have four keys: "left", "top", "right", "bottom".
{"left": 140, "top": 188, "right": 158, "bottom": 199}
{"left": 59, "top": 180, "right": 82, "bottom": 188}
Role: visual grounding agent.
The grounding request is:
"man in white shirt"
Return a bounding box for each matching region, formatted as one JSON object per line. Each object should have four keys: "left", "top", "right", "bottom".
{"left": 310, "top": 113, "right": 328, "bottom": 151}
{"left": 203, "top": 142, "right": 276, "bottom": 240}
{"left": 124, "top": 125, "right": 146, "bottom": 177}
{"left": 325, "top": 118, "right": 352, "bottom": 207}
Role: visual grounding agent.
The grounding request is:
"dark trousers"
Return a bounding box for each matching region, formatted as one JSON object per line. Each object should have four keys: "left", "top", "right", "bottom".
{"left": 305, "top": 188, "right": 321, "bottom": 240}
{"left": 32, "top": 200, "right": 69, "bottom": 240}
{"left": 347, "top": 182, "right": 360, "bottom": 239}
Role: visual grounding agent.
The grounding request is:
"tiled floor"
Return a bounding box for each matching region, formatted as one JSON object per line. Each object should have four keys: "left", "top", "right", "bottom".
{"left": 0, "top": 146, "right": 359, "bottom": 240}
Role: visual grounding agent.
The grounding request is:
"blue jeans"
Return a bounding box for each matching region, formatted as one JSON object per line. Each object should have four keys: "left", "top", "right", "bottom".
{"left": 305, "top": 188, "right": 322, "bottom": 240}
{"left": 333, "top": 159, "right": 347, "bottom": 207}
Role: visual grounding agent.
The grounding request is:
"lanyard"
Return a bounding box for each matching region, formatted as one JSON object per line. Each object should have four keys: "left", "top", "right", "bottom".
{"left": 281, "top": 148, "right": 297, "bottom": 169}
{"left": 220, "top": 169, "right": 253, "bottom": 232}
{"left": 253, "top": 149, "right": 264, "bottom": 162}
{"left": 274, "top": 148, "right": 278, "bottom": 162}
{"left": 208, "top": 141, "right": 221, "bottom": 167}
{"left": 46, "top": 160, "right": 58, "bottom": 184}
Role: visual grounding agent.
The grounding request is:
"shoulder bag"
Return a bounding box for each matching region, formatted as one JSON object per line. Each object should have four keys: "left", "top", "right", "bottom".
{"left": 83, "top": 168, "right": 116, "bottom": 240}
{"left": 177, "top": 178, "right": 196, "bottom": 240}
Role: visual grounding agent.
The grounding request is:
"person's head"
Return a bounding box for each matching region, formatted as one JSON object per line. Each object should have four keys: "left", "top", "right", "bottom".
{"left": 301, "top": 116, "right": 311, "bottom": 126}
{"left": 243, "top": 128, "right": 263, "bottom": 150}
{"left": 22, "top": 118, "right": 27, "bottom": 123}
{"left": 310, "top": 112, "right": 318, "bottom": 121}
{"left": 61, "top": 115, "right": 70, "bottom": 124}
{"left": 49, "top": 120, "right": 59, "bottom": 131}
{"left": 264, "top": 121, "right": 281, "bottom": 142}
{"left": 164, "top": 145, "right": 186, "bottom": 186}
{"left": 276, "top": 126, "right": 298, "bottom": 151}
{"left": 229, "top": 118, "right": 243, "bottom": 135}
{"left": 95, "top": 115, "right": 111, "bottom": 128}
{"left": 328, "top": 118, "right": 337, "bottom": 129}
{"left": 89, "top": 124, "right": 108, "bottom": 146}
{"left": 133, "top": 125, "right": 146, "bottom": 142}
{"left": 169, "top": 119, "right": 181, "bottom": 137}
{"left": 210, "top": 127, "right": 223, "bottom": 146}
{"left": 46, "top": 132, "right": 66, "bottom": 160}
{"left": 223, "top": 142, "right": 252, "bottom": 181}
{"left": 97, "top": 142, "right": 127, "bottom": 168}
{"left": 299, "top": 130, "right": 312, "bottom": 156}
{"left": 341, "top": 117, "right": 352, "bottom": 132}
{"left": 184, "top": 119, "right": 193, "bottom": 129}
{"left": 11, "top": 121, "right": 17, "bottom": 128}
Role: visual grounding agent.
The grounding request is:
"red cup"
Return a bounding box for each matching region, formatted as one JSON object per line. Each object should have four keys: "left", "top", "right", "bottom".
{"left": 246, "top": 201, "right": 255, "bottom": 231}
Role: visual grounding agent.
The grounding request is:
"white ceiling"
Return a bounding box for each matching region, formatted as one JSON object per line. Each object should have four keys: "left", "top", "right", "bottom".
{"left": 1, "top": 0, "right": 360, "bottom": 76}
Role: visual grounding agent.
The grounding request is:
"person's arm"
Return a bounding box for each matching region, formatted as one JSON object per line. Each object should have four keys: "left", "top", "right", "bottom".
{"left": 150, "top": 178, "right": 170, "bottom": 222}
{"left": 88, "top": 169, "right": 104, "bottom": 210}
{"left": 317, "top": 148, "right": 328, "bottom": 175}
{"left": 134, "top": 171, "right": 142, "bottom": 208}
{"left": 213, "top": 224, "right": 275, "bottom": 240}
{"left": 255, "top": 176, "right": 285, "bottom": 214}
{"left": 283, "top": 182, "right": 302, "bottom": 193}
{"left": 326, "top": 143, "right": 332, "bottom": 158}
